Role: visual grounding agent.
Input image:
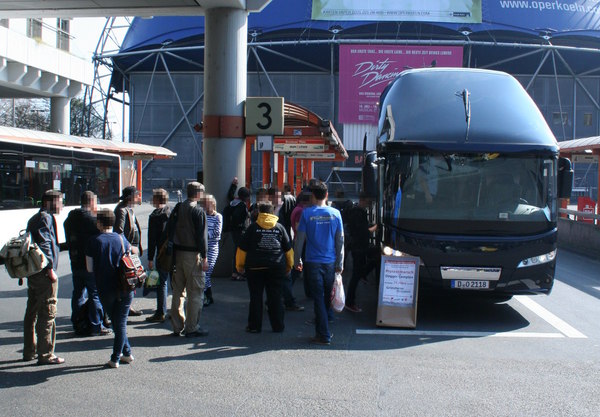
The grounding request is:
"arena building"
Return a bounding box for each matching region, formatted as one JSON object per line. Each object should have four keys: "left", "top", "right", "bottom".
{"left": 102, "top": 0, "right": 600, "bottom": 195}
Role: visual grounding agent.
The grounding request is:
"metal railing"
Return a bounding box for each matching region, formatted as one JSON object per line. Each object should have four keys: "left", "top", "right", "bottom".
{"left": 559, "top": 208, "right": 600, "bottom": 225}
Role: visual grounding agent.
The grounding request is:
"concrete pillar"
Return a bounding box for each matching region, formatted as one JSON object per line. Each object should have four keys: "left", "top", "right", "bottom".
{"left": 202, "top": 8, "right": 247, "bottom": 210}
{"left": 50, "top": 97, "right": 70, "bottom": 134}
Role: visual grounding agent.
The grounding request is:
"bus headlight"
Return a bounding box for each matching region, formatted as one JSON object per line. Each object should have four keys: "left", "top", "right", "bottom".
{"left": 517, "top": 250, "right": 556, "bottom": 268}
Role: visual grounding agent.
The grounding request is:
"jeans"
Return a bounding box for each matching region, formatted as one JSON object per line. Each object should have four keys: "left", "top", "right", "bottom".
{"left": 304, "top": 262, "right": 335, "bottom": 342}
{"left": 71, "top": 269, "right": 88, "bottom": 324}
{"left": 156, "top": 268, "right": 169, "bottom": 316}
{"left": 82, "top": 270, "right": 104, "bottom": 333}
{"left": 101, "top": 290, "right": 133, "bottom": 363}
{"left": 282, "top": 269, "right": 300, "bottom": 307}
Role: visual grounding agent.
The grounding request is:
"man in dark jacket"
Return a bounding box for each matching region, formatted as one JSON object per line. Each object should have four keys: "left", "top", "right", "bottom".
{"left": 24, "top": 190, "right": 65, "bottom": 365}
{"left": 114, "top": 186, "right": 143, "bottom": 316}
{"left": 146, "top": 188, "right": 171, "bottom": 323}
{"left": 223, "top": 186, "right": 250, "bottom": 280}
{"left": 344, "top": 192, "right": 378, "bottom": 313}
{"left": 167, "top": 181, "right": 209, "bottom": 337}
{"left": 236, "top": 202, "right": 293, "bottom": 333}
{"left": 64, "top": 191, "right": 109, "bottom": 335}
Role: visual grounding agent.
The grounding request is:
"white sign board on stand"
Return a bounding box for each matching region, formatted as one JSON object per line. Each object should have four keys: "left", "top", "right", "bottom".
{"left": 376, "top": 255, "right": 420, "bottom": 328}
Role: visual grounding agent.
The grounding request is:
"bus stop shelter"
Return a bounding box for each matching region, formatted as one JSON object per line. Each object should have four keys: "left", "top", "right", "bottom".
{"left": 559, "top": 136, "right": 600, "bottom": 216}
{"left": 0, "top": 126, "right": 176, "bottom": 193}
{"left": 245, "top": 102, "right": 348, "bottom": 195}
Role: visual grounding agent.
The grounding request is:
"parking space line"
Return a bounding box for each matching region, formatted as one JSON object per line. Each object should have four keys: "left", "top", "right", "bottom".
{"left": 514, "top": 295, "right": 587, "bottom": 339}
{"left": 356, "top": 329, "right": 564, "bottom": 338}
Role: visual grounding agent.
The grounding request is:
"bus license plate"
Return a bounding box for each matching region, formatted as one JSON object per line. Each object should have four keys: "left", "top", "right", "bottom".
{"left": 451, "top": 280, "right": 490, "bottom": 289}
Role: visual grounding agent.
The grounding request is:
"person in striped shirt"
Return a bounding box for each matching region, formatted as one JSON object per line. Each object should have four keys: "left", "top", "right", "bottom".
{"left": 201, "top": 194, "right": 222, "bottom": 306}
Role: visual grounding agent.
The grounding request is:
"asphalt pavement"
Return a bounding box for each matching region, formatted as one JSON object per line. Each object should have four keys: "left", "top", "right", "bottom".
{"left": 0, "top": 203, "right": 598, "bottom": 416}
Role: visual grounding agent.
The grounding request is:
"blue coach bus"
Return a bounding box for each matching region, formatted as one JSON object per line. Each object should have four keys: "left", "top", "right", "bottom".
{"left": 364, "top": 68, "right": 573, "bottom": 296}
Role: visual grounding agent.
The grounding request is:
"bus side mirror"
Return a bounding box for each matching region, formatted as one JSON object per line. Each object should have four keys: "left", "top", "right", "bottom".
{"left": 362, "top": 151, "right": 378, "bottom": 199}
{"left": 557, "top": 157, "right": 573, "bottom": 199}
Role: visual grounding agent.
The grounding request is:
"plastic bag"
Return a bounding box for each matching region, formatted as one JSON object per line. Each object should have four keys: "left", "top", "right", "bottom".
{"left": 331, "top": 272, "right": 345, "bottom": 312}
{"left": 145, "top": 269, "right": 160, "bottom": 289}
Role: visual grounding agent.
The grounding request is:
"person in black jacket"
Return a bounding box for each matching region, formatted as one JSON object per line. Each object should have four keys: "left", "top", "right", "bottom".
{"left": 146, "top": 188, "right": 171, "bottom": 323}
{"left": 167, "top": 181, "right": 209, "bottom": 337}
{"left": 223, "top": 186, "right": 250, "bottom": 281}
{"left": 24, "top": 190, "right": 65, "bottom": 365}
{"left": 64, "top": 191, "right": 109, "bottom": 336}
{"left": 114, "top": 186, "right": 143, "bottom": 316}
{"left": 344, "top": 193, "right": 378, "bottom": 313}
{"left": 235, "top": 202, "right": 293, "bottom": 333}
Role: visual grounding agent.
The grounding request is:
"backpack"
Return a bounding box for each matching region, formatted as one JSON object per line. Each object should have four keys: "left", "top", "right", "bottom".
{"left": 118, "top": 235, "right": 147, "bottom": 291}
{"left": 0, "top": 230, "right": 48, "bottom": 279}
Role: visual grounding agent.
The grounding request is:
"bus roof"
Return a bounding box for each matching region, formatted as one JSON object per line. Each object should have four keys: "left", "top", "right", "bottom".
{"left": 0, "top": 126, "right": 176, "bottom": 160}
{"left": 378, "top": 68, "right": 558, "bottom": 152}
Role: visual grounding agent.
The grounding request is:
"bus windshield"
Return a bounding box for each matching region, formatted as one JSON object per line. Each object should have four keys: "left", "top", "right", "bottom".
{"left": 384, "top": 152, "right": 557, "bottom": 235}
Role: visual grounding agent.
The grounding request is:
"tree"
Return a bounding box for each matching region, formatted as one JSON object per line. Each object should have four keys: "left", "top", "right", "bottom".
{"left": 0, "top": 99, "right": 50, "bottom": 130}
{"left": 0, "top": 97, "right": 110, "bottom": 139}
{"left": 70, "top": 97, "right": 111, "bottom": 139}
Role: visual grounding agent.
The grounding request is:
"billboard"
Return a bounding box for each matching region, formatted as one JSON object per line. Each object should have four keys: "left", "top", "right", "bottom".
{"left": 312, "top": 0, "right": 482, "bottom": 24}
{"left": 339, "top": 45, "right": 464, "bottom": 125}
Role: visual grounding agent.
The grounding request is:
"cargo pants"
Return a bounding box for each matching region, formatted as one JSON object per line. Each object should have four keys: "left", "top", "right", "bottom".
{"left": 170, "top": 251, "right": 205, "bottom": 334}
{"left": 23, "top": 270, "right": 58, "bottom": 361}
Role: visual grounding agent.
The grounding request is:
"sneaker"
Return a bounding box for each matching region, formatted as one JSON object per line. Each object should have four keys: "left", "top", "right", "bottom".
{"left": 310, "top": 334, "right": 332, "bottom": 345}
{"left": 185, "top": 328, "right": 209, "bottom": 338}
{"left": 128, "top": 307, "right": 142, "bottom": 317}
{"left": 170, "top": 331, "right": 183, "bottom": 337}
{"left": 145, "top": 313, "right": 166, "bottom": 323}
{"left": 285, "top": 304, "right": 305, "bottom": 312}
{"left": 120, "top": 354, "right": 134, "bottom": 364}
{"left": 345, "top": 304, "right": 362, "bottom": 313}
{"left": 105, "top": 360, "right": 119, "bottom": 368}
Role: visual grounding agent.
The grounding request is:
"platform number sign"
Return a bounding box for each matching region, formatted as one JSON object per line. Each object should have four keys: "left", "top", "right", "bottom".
{"left": 245, "top": 97, "right": 284, "bottom": 135}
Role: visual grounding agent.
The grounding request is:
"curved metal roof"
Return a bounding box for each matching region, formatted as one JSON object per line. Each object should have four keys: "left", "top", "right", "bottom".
{"left": 108, "top": 0, "right": 600, "bottom": 92}
{"left": 119, "top": 0, "right": 600, "bottom": 53}
{"left": 0, "top": 126, "right": 176, "bottom": 160}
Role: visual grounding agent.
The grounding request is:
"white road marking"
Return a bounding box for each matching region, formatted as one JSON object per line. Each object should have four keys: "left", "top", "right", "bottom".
{"left": 356, "top": 329, "right": 564, "bottom": 338}
{"left": 593, "top": 286, "right": 600, "bottom": 292}
{"left": 514, "top": 295, "right": 587, "bottom": 339}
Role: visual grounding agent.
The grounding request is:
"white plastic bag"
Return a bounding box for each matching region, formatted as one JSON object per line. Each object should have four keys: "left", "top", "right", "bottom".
{"left": 331, "top": 272, "right": 345, "bottom": 312}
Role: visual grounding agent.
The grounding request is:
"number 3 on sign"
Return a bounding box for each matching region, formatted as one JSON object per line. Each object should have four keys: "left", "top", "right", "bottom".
{"left": 245, "top": 97, "right": 284, "bottom": 135}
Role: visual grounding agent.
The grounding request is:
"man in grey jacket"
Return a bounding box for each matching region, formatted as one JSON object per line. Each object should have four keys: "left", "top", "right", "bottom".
{"left": 24, "top": 190, "right": 65, "bottom": 365}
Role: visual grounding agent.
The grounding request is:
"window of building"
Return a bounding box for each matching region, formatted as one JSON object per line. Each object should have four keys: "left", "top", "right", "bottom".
{"left": 56, "top": 18, "right": 70, "bottom": 51}
{"left": 26, "top": 18, "right": 42, "bottom": 39}
{"left": 583, "top": 113, "right": 593, "bottom": 127}
{"left": 552, "top": 112, "right": 569, "bottom": 126}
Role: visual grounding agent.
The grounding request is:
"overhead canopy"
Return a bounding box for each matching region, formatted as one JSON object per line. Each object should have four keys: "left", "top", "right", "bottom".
{"left": 273, "top": 102, "right": 347, "bottom": 161}
{"left": 559, "top": 137, "right": 600, "bottom": 154}
{"left": 0, "top": 0, "right": 271, "bottom": 18}
{"left": 0, "top": 126, "right": 176, "bottom": 160}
